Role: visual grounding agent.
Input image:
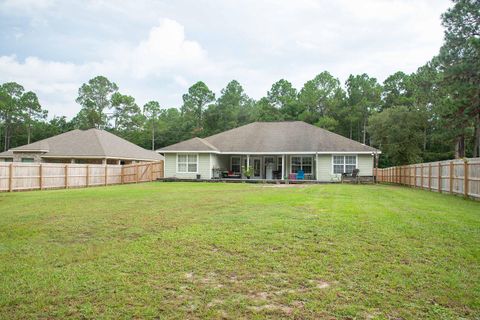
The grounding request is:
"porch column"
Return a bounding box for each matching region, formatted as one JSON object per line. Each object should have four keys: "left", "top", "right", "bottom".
{"left": 282, "top": 154, "right": 285, "bottom": 180}
{"left": 247, "top": 154, "right": 250, "bottom": 168}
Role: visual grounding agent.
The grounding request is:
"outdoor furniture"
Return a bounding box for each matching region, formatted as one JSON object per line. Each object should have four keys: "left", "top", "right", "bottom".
{"left": 296, "top": 170, "right": 305, "bottom": 180}
{"left": 288, "top": 173, "right": 296, "bottom": 180}
{"left": 342, "top": 169, "right": 360, "bottom": 183}
{"left": 222, "top": 170, "right": 241, "bottom": 179}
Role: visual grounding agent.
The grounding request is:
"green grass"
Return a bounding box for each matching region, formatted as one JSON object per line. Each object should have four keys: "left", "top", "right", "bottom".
{"left": 0, "top": 182, "right": 479, "bottom": 319}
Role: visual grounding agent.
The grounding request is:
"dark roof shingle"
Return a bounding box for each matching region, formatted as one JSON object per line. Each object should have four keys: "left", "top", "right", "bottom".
{"left": 0, "top": 129, "right": 164, "bottom": 161}
{"left": 158, "top": 121, "right": 380, "bottom": 153}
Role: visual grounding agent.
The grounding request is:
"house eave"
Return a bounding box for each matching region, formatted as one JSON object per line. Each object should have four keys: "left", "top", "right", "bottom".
{"left": 158, "top": 150, "right": 381, "bottom": 155}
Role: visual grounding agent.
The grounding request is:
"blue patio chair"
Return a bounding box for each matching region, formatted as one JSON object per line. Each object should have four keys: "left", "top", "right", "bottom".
{"left": 296, "top": 170, "right": 305, "bottom": 180}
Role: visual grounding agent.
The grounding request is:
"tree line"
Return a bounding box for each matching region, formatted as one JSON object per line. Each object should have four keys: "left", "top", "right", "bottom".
{"left": 0, "top": 0, "right": 478, "bottom": 167}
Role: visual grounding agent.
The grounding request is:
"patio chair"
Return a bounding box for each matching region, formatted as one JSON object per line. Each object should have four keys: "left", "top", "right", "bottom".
{"left": 296, "top": 170, "right": 305, "bottom": 180}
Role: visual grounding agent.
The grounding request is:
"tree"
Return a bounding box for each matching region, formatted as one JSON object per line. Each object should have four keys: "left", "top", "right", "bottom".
{"left": 0, "top": 82, "right": 24, "bottom": 151}
{"left": 75, "top": 76, "right": 118, "bottom": 129}
{"left": 254, "top": 97, "right": 283, "bottom": 122}
{"left": 368, "top": 106, "right": 425, "bottom": 166}
{"left": 437, "top": 0, "right": 480, "bottom": 157}
{"left": 204, "top": 80, "right": 254, "bottom": 135}
{"left": 267, "top": 80, "right": 299, "bottom": 119}
{"left": 345, "top": 74, "right": 382, "bottom": 144}
{"left": 298, "top": 71, "right": 345, "bottom": 124}
{"left": 382, "top": 71, "right": 414, "bottom": 110}
{"left": 19, "top": 91, "right": 47, "bottom": 144}
{"left": 143, "top": 101, "right": 162, "bottom": 150}
{"left": 181, "top": 81, "right": 215, "bottom": 130}
{"left": 110, "top": 93, "right": 143, "bottom": 131}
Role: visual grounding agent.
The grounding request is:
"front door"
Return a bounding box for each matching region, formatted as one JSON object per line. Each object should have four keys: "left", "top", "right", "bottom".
{"left": 252, "top": 157, "right": 262, "bottom": 178}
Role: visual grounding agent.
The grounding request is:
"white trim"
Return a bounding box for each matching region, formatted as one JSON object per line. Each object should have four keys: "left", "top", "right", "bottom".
{"left": 159, "top": 150, "right": 220, "bottom": 154}
{"left": 331, "top": 154, "right": 358, "bottom": 175}
{"left": 176, "top": 153, "right": 199, "bottom": 174}
{"left": 41, "top": 155, "right": 163, "bottom": 161}
{"left": 160, "top": 150, "right": 381, "bottom": 155}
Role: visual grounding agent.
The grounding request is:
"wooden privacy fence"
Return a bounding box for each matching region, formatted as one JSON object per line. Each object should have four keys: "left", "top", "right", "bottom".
{"left": 375, "top": 157, "right": 480, "bottom": 200}
{"left": 0, "top": 161, "right": 164, "bottom": 192}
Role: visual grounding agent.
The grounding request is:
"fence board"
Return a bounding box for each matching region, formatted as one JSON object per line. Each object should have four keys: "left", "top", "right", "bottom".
{"left": 375, "top": 158, "right": 480, "bottom": 200}
{"left": 0, "top": 161, "right": 163, "bottom": 192}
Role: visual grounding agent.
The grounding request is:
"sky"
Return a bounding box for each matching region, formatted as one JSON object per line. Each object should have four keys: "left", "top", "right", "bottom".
{"left": 0, "top": 0, "right": 452, "bottom": 119}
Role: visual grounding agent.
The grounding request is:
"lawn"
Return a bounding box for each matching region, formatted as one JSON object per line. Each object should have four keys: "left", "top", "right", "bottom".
{"left": 0, "top": 183, "right": 479, "bottom": 319}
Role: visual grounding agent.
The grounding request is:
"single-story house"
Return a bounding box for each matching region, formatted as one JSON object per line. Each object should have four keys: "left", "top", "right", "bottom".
{"left": 157, "top": 121, "right": 380, "bottom": 182}
{"left": 0, "top": 128, "right": 164, "bottom": 165}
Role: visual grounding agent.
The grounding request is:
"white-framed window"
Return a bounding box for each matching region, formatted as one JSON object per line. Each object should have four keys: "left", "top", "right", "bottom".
{"left": 177, "top": 154, "right": 198, "bottom": 173}
{"left": 333, "top": 155, "right": 357, "bottom": 174}
{"left": 231, "top": 156, "right": 241, "bottom": 173}
{"left": 291, "top": 156, "right": 313, "bottom": 174}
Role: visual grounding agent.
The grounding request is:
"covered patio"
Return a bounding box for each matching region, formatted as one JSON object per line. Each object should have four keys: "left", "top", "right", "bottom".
{"left": 211, "top": 154, "right": 317, "bottom": 181}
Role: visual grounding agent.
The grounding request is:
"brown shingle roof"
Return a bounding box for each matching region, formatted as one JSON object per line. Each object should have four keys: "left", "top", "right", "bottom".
{"left": 0, "top": 129, "right": 164, "bottom": 161}
{"left": 158, "top": 121, "right": 380, "bottom": 153}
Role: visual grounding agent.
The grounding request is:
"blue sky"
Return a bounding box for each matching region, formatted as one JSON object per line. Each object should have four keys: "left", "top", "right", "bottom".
{"left": 0, "top": 0, "right": 451, "bottom": 118}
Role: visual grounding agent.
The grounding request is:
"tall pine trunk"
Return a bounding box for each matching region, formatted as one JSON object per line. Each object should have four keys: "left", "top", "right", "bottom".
{"left": 151, "top": 125, "right": 155, "bottom": 151}
{"left": 455, "top": 134, "right": 465, "bottom": 158}
{"left": 474, "top": 114, "right": 480, "bottom": 157}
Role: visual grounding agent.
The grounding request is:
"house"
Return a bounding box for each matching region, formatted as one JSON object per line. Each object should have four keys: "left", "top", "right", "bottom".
{"left": 0, "top": 128, "right": 164, "bottom": 165}
{"left": 157, "top": 121, "right": 380, "bottom": 181}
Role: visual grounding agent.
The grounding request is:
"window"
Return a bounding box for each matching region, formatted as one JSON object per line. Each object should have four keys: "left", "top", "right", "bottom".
{"left": 21, "top": 158, "right": 34, "bottom": 163}
{"left": 231, "top": 157, "right": 241, "bottom": 173}
{"left": 291, "top": 156, "right": 313, "bottom": 174}
{"left": 4, "top": 158, "right": 13, "bottom": 162}
{"left": 177, "top": 154, "right": 198, "bottom": 173}
{"left": 333, "top": 155, "right": 357, "bottom": 174}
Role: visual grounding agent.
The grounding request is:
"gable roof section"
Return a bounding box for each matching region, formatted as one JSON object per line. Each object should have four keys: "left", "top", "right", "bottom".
{"left": 0, "top": 129, "right": 164, "bottom": 161}
{"left": 158, "top": 121, "right": 380, "bottom": 154}
{"left": 160, "top": 137, "right": 219, "bottom": 152}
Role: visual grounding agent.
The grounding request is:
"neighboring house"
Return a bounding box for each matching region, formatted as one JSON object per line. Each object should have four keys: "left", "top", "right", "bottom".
{"left": 157, "top": 121, "right": 381, "bottom": 182}
{"left": 0, "top": 129, "right": 164, "bottom": 164}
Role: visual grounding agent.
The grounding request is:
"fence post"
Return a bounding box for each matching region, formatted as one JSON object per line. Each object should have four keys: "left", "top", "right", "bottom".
{"left": 8, "top": 163, "right": 13, "bottom": 192}
{"left": 65, "top": 164, "right": 68, "bottom": 189}
{"left": 421, "top": 165, "right": 424, "bottom": 189}
{"left": 449, "top": 161, "right": 454, "bottom": 194}
{"left": 464, "top": 160, "right": 469, "bottom": 198}
{"left": 39, "top": 164, "right": 43, "bottom": 190}
{"left": 438, "top": 163, "right": 442, "bottom": 193}
{"left": 105, "top": 164, "right": 108, "bottom": 186}
{"left": 150, "top": 163, "right": 154, "bottom": 181}
{"left": 121, "top": 165, "right": 124, "bottom": 184}
{"left": 135, "top": 164, "right": 139, "bottom": 183}
{"left": 86, "top": 165, "right": 90, "bottom": 187}
{"left": 428, "top": 163, "right": 432, "bottom": 191}
{"left": 415, "top": 165, "right": 418, "bottom": 188}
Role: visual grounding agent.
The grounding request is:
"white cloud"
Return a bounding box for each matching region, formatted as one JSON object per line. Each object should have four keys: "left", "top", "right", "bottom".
{"left": 0, "top": 18, "right": 215, "bottom": 117}
{"left": 130, "top": 19, "right": 208, "bottom": 78}
{"left": 0, "top": 0, "right": 452, "bottom": 118}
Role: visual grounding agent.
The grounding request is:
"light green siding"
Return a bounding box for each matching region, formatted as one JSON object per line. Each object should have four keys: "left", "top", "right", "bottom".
{"left": 316, "top": 154, "right": 333, "bottom": 182}
{"left": 357, "top": 154, "right": 374, "bottom": 176}
{"left": 164, "top": 153, "right": 374, "bottom": 181}
{"left": 164, "top": 153, "right": 212, "bottom": 179}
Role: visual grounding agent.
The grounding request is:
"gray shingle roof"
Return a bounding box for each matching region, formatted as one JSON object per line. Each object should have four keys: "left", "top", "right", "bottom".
{"left": 0, "top": 129, "right": 164, "bottom": 161}
{"left": 158, "top": 121, "right": 380, "bottom": 153}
